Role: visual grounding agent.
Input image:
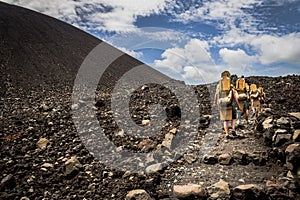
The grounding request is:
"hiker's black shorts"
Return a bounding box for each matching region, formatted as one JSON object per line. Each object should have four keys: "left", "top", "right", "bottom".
{"left": 232, "top": 103, "right": 237, "bottom": 120}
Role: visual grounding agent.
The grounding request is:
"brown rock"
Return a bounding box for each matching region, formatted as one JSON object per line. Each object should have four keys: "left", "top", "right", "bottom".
{"left": 262, "top": 117, "right": 273, "bottom": 130}
{"left": 218, "top": 153, "right": 232, "bottom": 165}
{"left": 232, "top": 184, "right": 268, "bottom": 200}
{"left": 169, "top": 128, "right": 177, "bottom": 134}
{"left": 285, "top": 143, "right": 300, "bottom": 172}
{"left": 142, "top": 119, "right": 151, "bottom": 126}
{"left": 207, "top": 179, "right": 230, "bottom": 199}
{"left": 274, "top": 134, "right": 291, "bottom": 147}
{"left": 289, "top": 112, "right": 300, "bottom": 120}
{"left": 276, "top": 117, "right": 290, "bottom": 126}
{"left": 125, "top": 189, "right": 153, "bottom": 200}
{"left": 65, "top": 156, "right": 83, "bottom": 178}
{"left": 293, "top": 130, "right": 300, "bottom": 142}
{"left": 138, "top": 139, "right": 157, "bottom": 151}
{"left": 202, "top": 155, "right": 218, "bottom": 165}
{"left": 162, "top": 133, "right": 174, "bottom": 149}
{"left": 233, "top": 150, "right": 252, "bottom": 165}
{"left": 173, "top": 183, "right": 206, "bottom": 199}
{"left": 145, "top": 163, "right": 164, "bottom": 174}
{"left": 184, "top": 153, "right": 197, "bottom": 164}
{"left": 37, "top": 138, "right": 49, "bottom": 149}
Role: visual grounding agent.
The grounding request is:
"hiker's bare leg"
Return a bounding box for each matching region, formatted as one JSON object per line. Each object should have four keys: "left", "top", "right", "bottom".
{"left": 224, "top": 121, "right": 229, "bottom": 135}
{"left": 232, "top": 119, "right": 237, "bottom": 130}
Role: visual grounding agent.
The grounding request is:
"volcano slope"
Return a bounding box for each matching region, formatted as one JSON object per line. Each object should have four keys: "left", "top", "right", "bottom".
{"left": 1, "top": 2, "right": 300, "bottom": 200}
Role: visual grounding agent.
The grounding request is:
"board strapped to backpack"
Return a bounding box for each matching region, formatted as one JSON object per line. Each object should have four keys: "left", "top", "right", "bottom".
{"left": 218, "top": 71, "right": 232, "bottom": 107}
{"left": 236, "top": 77, "right": 247, "bottom": 101}
{"left": 250, "top": 84, "right": 260, "bottom": 99}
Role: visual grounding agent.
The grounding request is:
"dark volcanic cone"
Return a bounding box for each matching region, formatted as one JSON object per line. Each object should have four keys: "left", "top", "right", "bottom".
{"left": 0, "top": 3, "right": 193, "bottom": 199}
{"left": 0, "top": 2, "right": 152, "bottom": 91}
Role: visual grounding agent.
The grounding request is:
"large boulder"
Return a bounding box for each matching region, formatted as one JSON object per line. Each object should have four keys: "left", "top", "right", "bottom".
{"left": 207, "top": 179, "right": 230, "bottom": 199}
{"left": 173, "top": 183, "right": 207, "bottom": 199}
{"left": 125, "top": 189, "right": 153, "bottom": 200}
{"left": 285, "top": 143, "right": 300, "bottom": 172}
{"left": 231, "top": 184, "right": 268, "bottom": 200}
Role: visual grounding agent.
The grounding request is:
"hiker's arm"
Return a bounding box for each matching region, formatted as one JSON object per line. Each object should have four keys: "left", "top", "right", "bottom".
{"left": 233, "top": 90, "right": 243, "bottom": 110}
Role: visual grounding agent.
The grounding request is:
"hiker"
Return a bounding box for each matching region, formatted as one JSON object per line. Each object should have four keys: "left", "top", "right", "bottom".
{"left": 258, "top": 86, "right": 266, "bottom": 113}
{"left": 214, "top": 71, "right": 242, "bottom": 137}
{"left": 249, "top": 84, "right": 261, "bottom": 118}
{"left": 235, "top": 75, "right": 249, "bottom": 124}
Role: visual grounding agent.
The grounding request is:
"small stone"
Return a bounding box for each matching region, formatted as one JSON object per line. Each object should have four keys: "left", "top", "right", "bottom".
{"left": 293, "top": 130, "right": 300, "bottom": 142}
{"left": 29, "top": 187, "right": 34, "bottom": 193}
{"left": 218, "top": 153, "right": 232, "bottom": 165}
{"left": 238, "top": 179, "right": 245, "bottom": 183}
{"left": 142, "top": 119, "right": 151, "bottom": 126}
{"left": 262, "top": 117, "right": 273, "bottom": 130}
{"left": 40, "top": 103, "right": 51, "bottom": 112}
{"left": 20, "top": 197, "right": 30, "bottom": 200}
{"left": 183, "top": 153, "right": 197, "bottom": 164}
{"left": 289, "top": 112, "right": 300, "bottom": 120}
{"left": 116, "top": 129, "right": 125, "bottom": 137}
{"left": 173, "top": 183, "right": 207, "bottom": 199}
{"left": 37, "top": 138, "right": 49, "bottom": 149}
{"left": 277, "top": 117, "right": 290, "bottom": 126}
{"left": 169, "top": 128, "right": 177, "bottom": 134}
{"left": 162, "top": 133, "right": 174, "bottom": 149}
{"left": 40, "top": 168, "right": 48, "bottom": 172}
{"left": 125, "top": 189, "right": 153, "bottom": 200}
{"left": 71, "top": 104, "right": 79, "bottom": 110}
{"left": 141, "top": 85, "right": 149, "bottom": 90}
{"left": 287, "top": 171, "right": 294, "bottom": 179}
{"left": 41, "top": 163, "right": 54, "bottom": 168}
{"left": 145, "top": 163, "right": 165, "bottom": 174}
{"left": 65, "top": 156, "right": 83, "bottom": 178}
{"left": 275, "top": 129, "right": 288, "bottom": 135}
{"left": 138, "top": 139, "right": 156, "bottom": 151}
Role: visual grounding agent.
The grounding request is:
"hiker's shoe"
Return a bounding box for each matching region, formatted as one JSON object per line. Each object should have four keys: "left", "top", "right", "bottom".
{"left": 237, "top": 120, "right": 240, "bottom": 125}
{"left": 231, "top": 130, "right": 237, "bottom": 136}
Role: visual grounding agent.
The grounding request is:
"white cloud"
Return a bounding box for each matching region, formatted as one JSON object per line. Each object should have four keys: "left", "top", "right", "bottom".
{"left": 154, "top": 38, "right": 212, "bottom": 73}
{"left": 251, "top": 33, "right": 300, "bottom": 65}
{"left": 113, "top": 46, "right": 143, "bottom": 59}
{"left": 174, "top": 0, "right": 261, "bottom": 31}
{"left": 3, "top": 0, "right": 170, "bottom": 33}
{"left": 219, "top": 48, "right": 257, "bottom": 68}
{"left": 154, "top": 38, "right": 224, "bottom": 83}
{"left": 4, "top": 0, "right": 80, "bottom": 24}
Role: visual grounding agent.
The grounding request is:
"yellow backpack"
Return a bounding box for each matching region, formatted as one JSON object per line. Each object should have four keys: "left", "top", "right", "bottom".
{"left": 236, "top": 78, "right": 245, "bottom": 92}
{"left": 220, "top": 76, "right": 231, "bottom": 92}
{"left": 218, "top": 74, "right": 232, "bottom": 107}
{"left": 250, "top": 84, "right": 259, "bottom": 99}
{"left": 245, "top": 83, "right": 250, "bottom": 92}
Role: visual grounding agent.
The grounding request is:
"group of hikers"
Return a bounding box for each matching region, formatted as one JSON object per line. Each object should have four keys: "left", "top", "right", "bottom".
{"left": 214, "top": 70, "right": 266, "bottom": 137}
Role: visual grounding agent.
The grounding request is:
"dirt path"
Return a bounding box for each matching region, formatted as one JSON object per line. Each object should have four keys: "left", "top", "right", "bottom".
{"left": 159, "top": 113, "right": 285, "bottom": 197}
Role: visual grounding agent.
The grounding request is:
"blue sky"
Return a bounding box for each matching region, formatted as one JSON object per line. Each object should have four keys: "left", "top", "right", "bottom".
{"left": 4, "top": 0, "right": 300, "bottom": 84}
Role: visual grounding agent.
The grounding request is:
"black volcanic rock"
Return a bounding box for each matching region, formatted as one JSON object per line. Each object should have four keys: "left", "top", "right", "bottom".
{"left": 1, "top": 2, "right": 300, "bottom": 200}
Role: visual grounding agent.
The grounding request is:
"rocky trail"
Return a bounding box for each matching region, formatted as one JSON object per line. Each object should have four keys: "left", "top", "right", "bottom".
{"left": 1, "top": 77, "right": 300, "bottom": 200}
